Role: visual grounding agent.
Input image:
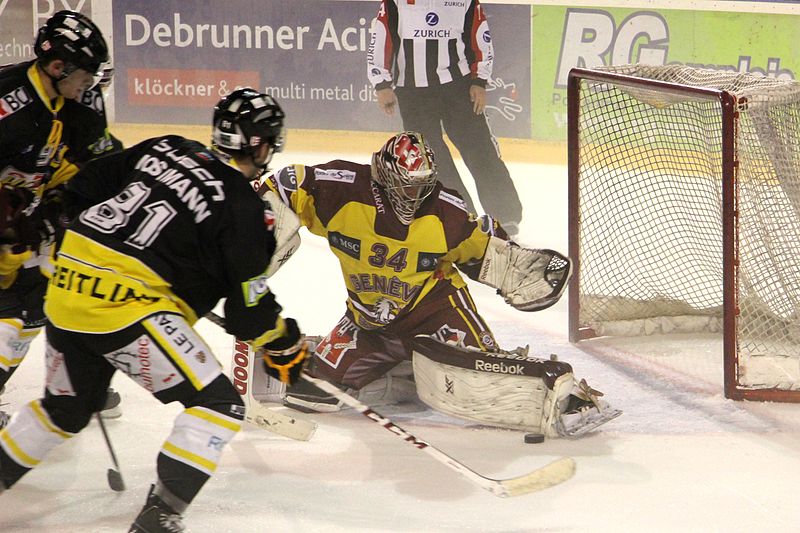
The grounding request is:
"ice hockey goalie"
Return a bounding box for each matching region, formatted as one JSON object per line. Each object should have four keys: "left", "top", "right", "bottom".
{"left": 411, "top": 336, "right": 621, "bottom": 438}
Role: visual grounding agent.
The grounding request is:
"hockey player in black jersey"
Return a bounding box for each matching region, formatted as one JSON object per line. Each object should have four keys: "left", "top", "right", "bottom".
{"left": 0, "top": 88, "right": 309, "bottom": 533}
{"left": 0, "top": 10, "right": 121, "bottom": 427}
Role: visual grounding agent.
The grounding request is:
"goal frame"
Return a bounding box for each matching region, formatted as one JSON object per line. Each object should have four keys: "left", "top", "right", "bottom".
{"left": 567, "top": 66, "right": 800, "bottom": 403}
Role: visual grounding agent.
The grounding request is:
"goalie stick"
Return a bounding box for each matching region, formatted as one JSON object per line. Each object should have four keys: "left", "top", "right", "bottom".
{"left": 303, "top": 373, "right": 576, "bottom": 497}
{"left": 203, "top": 313, "right": 316, "bottom": 441}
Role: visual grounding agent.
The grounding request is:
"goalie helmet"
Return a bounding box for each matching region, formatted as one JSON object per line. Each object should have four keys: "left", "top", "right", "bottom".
{"left": 34, "top": 10, "right": 109, "bottom": 79}
{"left": 371, "top": 131, "right": 437, "bottom": 225}
{"left": 212, "top": 88, "right": 286, "bottom": 167}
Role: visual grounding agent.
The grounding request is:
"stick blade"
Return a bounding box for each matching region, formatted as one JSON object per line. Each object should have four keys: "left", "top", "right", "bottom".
{"left": 495, "top": 457, "right": 576, "bottom": 497}
{"left": 107, "top": 468, "right": 126, "bottom": 492}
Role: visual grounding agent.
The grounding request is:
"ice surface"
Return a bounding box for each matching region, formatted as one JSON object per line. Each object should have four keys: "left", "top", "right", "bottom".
{"left": 2, "top": 153, "right": 799, "bottom": 533}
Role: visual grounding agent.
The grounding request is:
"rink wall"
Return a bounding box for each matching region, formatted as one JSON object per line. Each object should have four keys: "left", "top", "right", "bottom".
{"left": 2, "top": 1, "right": 800, "bottom": 163}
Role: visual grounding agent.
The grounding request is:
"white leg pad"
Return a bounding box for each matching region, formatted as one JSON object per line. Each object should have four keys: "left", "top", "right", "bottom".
{"left": 411, "top": 337, "right": 575, "bottom": 432}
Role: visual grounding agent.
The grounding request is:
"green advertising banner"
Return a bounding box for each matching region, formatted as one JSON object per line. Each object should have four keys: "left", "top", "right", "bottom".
{"left": 533, "top": 6, "right": 800, "bottom": 140}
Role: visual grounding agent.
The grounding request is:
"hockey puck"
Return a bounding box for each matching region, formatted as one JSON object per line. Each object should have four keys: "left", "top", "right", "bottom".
{"left": 524, "top": 433, "right": 545, "bottom": 444}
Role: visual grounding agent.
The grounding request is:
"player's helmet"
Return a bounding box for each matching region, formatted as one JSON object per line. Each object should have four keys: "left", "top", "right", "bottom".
{"left": 34, "top": 10, "right": 109, "bottom": 79}
{"left": 371, "top": 131, "right": 437, "bottom": 225}
{"left": 212, "top": 88, "right": 286, "bottom": 165}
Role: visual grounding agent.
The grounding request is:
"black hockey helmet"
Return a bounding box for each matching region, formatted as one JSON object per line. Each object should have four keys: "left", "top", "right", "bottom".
{"left": 34, "top": 10, "right": 109, "bottom": 78}
{"left": 212, "top": 88, "right": 286, "bottom": 160}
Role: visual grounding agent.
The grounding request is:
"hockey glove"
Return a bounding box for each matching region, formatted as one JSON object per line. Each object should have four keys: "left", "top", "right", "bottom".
{"left": 0, "top": 246, "right": 32, "bottom": 289}
{"left": 259, "top": 318, "right": 311, "bottom": 385}
{"left": 477, "top": 237, "right": 573, "bottom": 312}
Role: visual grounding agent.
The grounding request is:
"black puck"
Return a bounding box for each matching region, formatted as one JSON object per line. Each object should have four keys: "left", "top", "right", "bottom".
{"left": 524, "top": 433, "right": 545, "bottom": 444}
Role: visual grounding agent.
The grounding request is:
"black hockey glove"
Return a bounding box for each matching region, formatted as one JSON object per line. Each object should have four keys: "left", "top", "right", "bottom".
{"left": 24, "top": 189, "right": 71, "bottom": 253}
{"left": 259, "top": 318, "right": 311, "bottom": 385}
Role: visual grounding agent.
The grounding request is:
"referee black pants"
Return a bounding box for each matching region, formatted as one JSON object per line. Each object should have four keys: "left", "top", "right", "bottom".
{"left": 395, "top": 75, "right": 523, "bottom": 228}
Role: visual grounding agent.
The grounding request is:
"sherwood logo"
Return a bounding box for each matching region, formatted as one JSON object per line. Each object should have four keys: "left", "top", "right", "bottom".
{"left": 475, "top": 359, "right": 524, "bottom": 375}
{"left": 232, "top": 340, "right": 250, "bottom": 395}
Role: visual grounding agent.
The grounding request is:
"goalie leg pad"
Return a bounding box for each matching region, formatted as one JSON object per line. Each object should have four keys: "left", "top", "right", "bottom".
{"left": 411, "top": 336, "right": 574, "bottom": 432}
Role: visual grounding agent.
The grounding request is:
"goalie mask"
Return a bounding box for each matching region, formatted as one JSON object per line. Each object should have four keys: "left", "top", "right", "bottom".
{"left": 371, "top": 132, "right": 437, "bottom": 225}
{"left": 35, "top": 10, "right": 109, "bottom": 84}
{"left": 212, "top": 88, "right": 286, "bottom": 176}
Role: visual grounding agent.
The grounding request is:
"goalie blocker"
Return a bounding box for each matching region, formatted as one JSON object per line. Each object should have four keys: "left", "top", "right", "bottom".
{"left": 411, "top": 337, "right": 621, "bottom": 437}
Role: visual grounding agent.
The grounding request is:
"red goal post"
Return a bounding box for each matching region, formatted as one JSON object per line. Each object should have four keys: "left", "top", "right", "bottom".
{"left": 567, "top": 65, "right": 800, "bottom": 402}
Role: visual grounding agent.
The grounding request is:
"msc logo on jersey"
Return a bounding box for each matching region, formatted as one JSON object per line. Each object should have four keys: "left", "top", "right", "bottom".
{"left": 314, "top": 168, "right": 356, "bottom": 184}
{"left": 329, "top": 231, "right": 361, "bottom": 259}
{"left": 0, "top": 86, "right": 32, "bottom": 120}
{"left": 417, "top": 251, "right": 443, "bottom": 272}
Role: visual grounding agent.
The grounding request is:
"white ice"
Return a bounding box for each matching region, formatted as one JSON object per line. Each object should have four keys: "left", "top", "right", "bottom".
{"left": 2, "top": 150, "right": 800, "bottom": 533}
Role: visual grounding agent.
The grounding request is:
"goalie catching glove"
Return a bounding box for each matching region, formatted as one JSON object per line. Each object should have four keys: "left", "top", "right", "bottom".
{"left": 258, "top": 317, "right": 311, "bottom": 385}
{"left": 477, "top": 237, "right": 572, "bottom": 312}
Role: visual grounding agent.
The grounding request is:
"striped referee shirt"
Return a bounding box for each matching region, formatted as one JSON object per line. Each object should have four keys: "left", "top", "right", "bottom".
{"left": 367, "top": 0, "right": 494, "bottom": 89}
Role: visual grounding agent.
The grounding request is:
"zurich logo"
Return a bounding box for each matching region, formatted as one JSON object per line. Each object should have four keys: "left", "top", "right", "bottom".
{"left": 426, "top": 13, "right": 439, "bottom": 25}
{"left": 483, "top": 30, "right": 491, "bottom": 43}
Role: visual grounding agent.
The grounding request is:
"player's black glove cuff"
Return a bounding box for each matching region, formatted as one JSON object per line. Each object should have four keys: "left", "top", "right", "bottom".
{"left": 260, "top": 318, "right": 310, "bottom": 385}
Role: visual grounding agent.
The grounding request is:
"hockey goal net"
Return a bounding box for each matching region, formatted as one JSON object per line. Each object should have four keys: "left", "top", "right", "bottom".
{"left": 568, "top": 65, "right": 800, "bottom": 402}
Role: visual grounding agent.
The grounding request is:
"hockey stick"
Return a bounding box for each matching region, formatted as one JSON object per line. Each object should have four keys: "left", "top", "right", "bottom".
{"left": 95, "top": 413, "right": 125, "bottom": 492}
{"left": 207, "top": 311, "right": 574, "bottom": 495}
{"left": 203, "top": 313, "right": 316, "bottom": 441}
{"left": 302, "top": 373, "right": 576, "bottom": 497}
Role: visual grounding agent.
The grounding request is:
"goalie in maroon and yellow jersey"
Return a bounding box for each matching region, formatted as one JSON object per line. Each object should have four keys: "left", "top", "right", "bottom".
{"left": 258, "top": 131, "right": 620, "bottom": 438}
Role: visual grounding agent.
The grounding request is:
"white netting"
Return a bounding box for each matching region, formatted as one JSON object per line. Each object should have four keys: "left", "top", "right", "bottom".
{"left": 574, "top": 64, "right": 800, "bottom": 392}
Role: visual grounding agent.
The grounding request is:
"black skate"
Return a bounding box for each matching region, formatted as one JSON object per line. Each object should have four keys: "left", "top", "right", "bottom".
{"left": 129, "top": 485, "right": 186, "bottom": 533}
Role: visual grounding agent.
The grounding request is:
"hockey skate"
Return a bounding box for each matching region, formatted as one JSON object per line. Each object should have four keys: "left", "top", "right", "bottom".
{"left": 100, "top": 387, "right": 122, "bottom": 419}
{"left": 555, "top": 379, "right": 622, "bottom": 438}
{"left": 129, "top": 484, "right": 186, "bottom": 533}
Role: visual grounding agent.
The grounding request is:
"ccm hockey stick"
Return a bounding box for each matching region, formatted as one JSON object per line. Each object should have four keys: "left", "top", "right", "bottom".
{"left": 303, "top": 373, "right": 576, "bottom": 497}
{"left": 204, "top": 313, "right": 316, "bottom": 441}
{"left": 207, "top": 312, "right": 574, "bottom": 494}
